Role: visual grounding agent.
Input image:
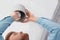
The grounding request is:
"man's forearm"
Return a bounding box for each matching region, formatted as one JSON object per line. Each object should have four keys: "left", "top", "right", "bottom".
{"left": 36, "top": 17, "right": 60, "bottom": 32}
{"left": 0, "top": 16, "right": 14, "bottom": 35}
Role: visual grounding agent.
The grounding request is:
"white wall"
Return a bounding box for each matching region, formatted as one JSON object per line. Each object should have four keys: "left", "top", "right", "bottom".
{"left": 0, "top": 0, "right": 58, "bottom": 40}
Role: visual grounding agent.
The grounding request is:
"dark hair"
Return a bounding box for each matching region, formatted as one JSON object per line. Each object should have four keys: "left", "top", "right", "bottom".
{"left": 5, "top": 31, "right": 29, "bottom": 40}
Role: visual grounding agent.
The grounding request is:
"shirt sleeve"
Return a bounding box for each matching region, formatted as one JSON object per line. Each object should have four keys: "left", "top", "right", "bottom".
{"left": 48, "top": 29, "right": 60, "bottom": 40}
{"left": 36, "top": 17, "right": 60, "bottom": 32}
{"left": 0, "top": 16, "right": 14, "bottom": 35}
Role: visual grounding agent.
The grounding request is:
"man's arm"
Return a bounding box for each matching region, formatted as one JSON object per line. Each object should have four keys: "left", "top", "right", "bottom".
{"left": 0, "top": 16, "right": 14, "bottom": 40}
{"left": 36, "top": 17, "right": 60, "bottom": 40}
{"left": 0, "top": 16, "right": 14, "bottom": 35}
{"left": 0, "top": 10, "right": 21, "bottom": 40}
{"left": 26, "top": 9, "right": 60, "bottom": 40}
{"left": 31, "top": 17, "right": 60, "bottom": 40}
{"left": 36, "top": 17, "right": 60, "bottom": 32}
{"left": 25, "top": 10, "right": 60, "bottom": 32}
{"left": 0, "top": 11, "right": 20, "bottom": 35}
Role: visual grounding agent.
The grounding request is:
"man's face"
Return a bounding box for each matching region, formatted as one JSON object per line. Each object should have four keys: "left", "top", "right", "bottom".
{"left": 9, "top": 32, "right": 29, "bottom": 40}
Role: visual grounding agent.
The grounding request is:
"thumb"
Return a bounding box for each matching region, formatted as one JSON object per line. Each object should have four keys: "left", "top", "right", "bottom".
{"left": 22, "top": 17, "right": 29, "bottom": 23}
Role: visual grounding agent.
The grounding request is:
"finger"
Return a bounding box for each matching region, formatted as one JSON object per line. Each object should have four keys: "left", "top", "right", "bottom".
{"left": 22, "top": 17, "right": 29, "bottom": 23}
{"left": 25, "top": 9, "right": 32, "bottom": 17}
{"left": 15, "top": 12, "right": 21, "bottom": 18}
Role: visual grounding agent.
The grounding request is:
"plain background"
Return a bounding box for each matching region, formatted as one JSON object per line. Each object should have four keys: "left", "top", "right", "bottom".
{"left": 0, "top": 0, "right": 58, "bottom": 40}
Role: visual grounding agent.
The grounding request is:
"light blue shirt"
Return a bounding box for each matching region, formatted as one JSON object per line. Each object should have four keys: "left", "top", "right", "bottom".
{"left": 0, "top": 16, "right": 14, "bottom": 40}
{"left": 0, "top": 16, "right": 60, "bottom": 40}
{"left": 36, "top": 17, "right": 60, "bottom": 40}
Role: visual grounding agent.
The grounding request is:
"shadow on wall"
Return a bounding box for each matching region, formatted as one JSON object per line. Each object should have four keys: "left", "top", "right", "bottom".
{"left": 44, "top": 0, "right": 60, "bottom": 40}
{"left": 52, "top": 0, "right": 60, "bottom": 24}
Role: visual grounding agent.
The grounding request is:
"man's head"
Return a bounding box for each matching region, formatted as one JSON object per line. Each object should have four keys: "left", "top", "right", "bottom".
{"left": 5, "top": 31, "right": 29, "bottom": 40}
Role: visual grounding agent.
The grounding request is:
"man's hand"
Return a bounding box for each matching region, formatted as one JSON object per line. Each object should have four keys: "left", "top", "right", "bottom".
{"left": 10, "top": 11, "right": 21, "bottom": 21}
{"left": 10, "top": 9, "right": 37, "bottom": 22}
{"left": 23, "top": 9, "right": 38, "bottom": 22}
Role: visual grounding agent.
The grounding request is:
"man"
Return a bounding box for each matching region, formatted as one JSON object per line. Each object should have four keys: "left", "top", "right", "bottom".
{"left": 0, "top": 6, "right": 60, "bottom": 40}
